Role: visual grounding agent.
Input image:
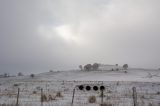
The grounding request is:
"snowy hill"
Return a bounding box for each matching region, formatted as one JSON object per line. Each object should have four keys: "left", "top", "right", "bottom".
{"left": 24, "top": 68, "right": 160, "bottom": 82}
{"left": 1, "top": 68, "right": 160, "bottom": 82}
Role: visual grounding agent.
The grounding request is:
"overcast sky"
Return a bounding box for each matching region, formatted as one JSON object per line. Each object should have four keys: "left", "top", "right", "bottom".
{"left": 0, "top": 0, "right": 160, "bottom": 74}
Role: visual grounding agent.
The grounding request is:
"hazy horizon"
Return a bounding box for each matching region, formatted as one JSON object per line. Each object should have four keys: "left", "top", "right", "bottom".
{"left": 0, "top": 0, "right": 160, "bottom": 75}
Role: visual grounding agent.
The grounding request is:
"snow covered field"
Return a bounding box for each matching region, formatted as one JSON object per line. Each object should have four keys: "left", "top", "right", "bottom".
{"left": 0, "top": 68, "right": 160, "bottom": 106}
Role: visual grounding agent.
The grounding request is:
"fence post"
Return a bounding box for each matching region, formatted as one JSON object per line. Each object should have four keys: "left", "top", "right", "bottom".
{"left": 101, "top": 81, "right": 104, "bottom": 106}
{"left": 101, "top": 89, "right": 104, "bottom": 106}
{"left": 16, "top": 88, "right": 20, "bottom": 106}
{"left": 71, "top": 88, "right": 76, "bottom": 105}
{"left": 41, "top": 88, "right": 43, "bottom": 106}
{"left": 132, "top": 87, "right": 138, "bottom": 106}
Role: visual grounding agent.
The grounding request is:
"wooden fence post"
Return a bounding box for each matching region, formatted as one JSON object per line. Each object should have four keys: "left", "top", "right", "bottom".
{"left": 41, "top": 88, "right": 43, "bottom": 106}
{"left": 101, "top": 89, "right": 104, "bottom": 106}
{"left": 16, "top": 88, "right": 20, "bottom": 106}
{"left": 132, "top": 87, "right": 138, "bottom": 106}
{"left": 71, "top": 88, "right": 76, "bottom": 105}
{"left": 101, "top": 81, "right": 104, "bottom": 106}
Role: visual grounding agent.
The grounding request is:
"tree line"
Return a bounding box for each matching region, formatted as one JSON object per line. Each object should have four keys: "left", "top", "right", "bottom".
{"left": 79, "top": 63, "right": 129, "bottom": 71}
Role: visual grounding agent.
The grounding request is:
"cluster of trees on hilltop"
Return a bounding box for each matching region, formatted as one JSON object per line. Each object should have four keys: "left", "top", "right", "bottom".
{"left": 79, "top": 63, "right": 100, "bottom": 71}
{"left": 79, "top": 63, "right": 129, "bottom": 71}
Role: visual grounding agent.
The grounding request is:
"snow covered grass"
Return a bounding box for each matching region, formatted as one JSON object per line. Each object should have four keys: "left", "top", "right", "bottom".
{"left": 0, "top": 80, "right": 160, "bottom": 106}
{"left": 0, "top": 69, "right": 160, "bottom": 106}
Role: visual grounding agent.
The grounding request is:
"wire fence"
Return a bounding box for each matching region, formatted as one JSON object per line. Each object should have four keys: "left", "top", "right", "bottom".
{"left": 0, "top": 81, "right": 160, "bottom": 106}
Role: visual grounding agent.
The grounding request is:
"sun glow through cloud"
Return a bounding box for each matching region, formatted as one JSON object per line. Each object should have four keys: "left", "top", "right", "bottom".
{"left": 55, "top": 24, "right": 82, "bottom": 44}
{"left": 38, "top": 24, "right": 86, "bottom": 45}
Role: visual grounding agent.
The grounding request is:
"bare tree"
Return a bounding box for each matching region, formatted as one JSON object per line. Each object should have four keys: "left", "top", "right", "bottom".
{"left": 92, "top": 63, "right": 99, "bottom": 70}
{"left": 84, "top": 64, "right": 92, "bottom": 71}
{"left": 49, "top": 70, "right": 53, "bottom": 72}
{"left": 18, "top": 72, "right": 23, "bottom": 76}
{"left": 123, "top": 64, "right": 128, "bottom": 70}
{"left": 79, "top": 65, "right": 83, "bottom": 71}
{"left": 4, "top": 73, "right": 9, "bottom": 77}
{"left": 30, "top": 74, "right": 35, "bottom": 78}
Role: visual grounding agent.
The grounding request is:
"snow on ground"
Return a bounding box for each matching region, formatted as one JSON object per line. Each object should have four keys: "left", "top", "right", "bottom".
{"left": 33, "top": 68, "right": 160, "bottom": 82}
{"left": 0, "top": 68, "right": 160, "bottom": 106}
{"left": 0, "top": 68, "right": 160, "bottom": 82}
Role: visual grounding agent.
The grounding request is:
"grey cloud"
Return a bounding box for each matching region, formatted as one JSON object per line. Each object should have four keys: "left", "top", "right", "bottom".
{"left": 0, "top": 0, "right": 160, "bottom": 74}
